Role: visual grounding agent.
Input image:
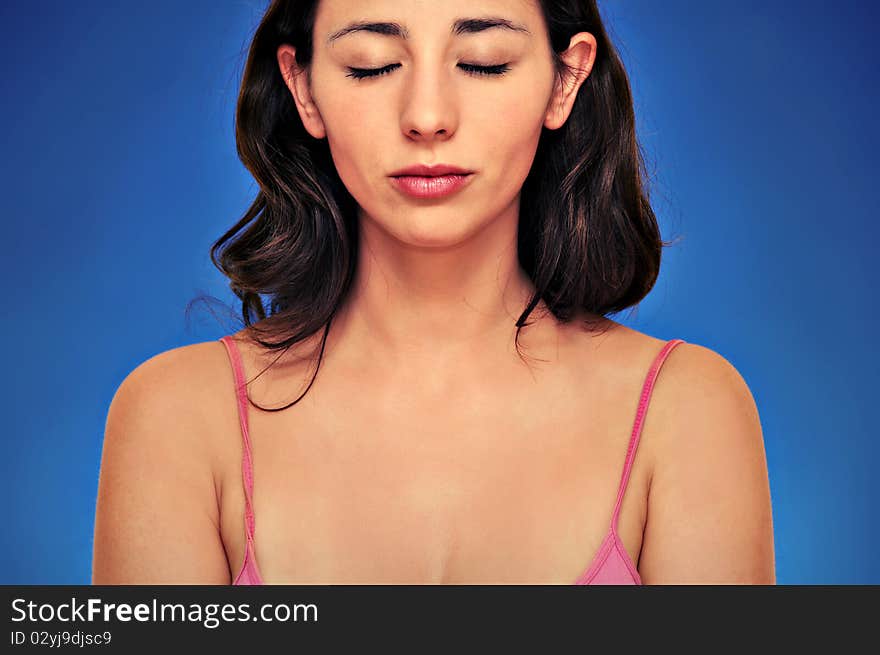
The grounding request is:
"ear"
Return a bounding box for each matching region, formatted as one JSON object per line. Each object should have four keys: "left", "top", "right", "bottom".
{"left": 544, "top": 32, "right": 597, "bottom": 131}
{"left": 277, "top": 44, "right": 327, "bottom": 139}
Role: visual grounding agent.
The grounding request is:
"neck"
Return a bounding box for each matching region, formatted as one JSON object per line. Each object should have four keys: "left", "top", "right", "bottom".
{"left": 330, "top": 203, "right": 555, "bottom": 372}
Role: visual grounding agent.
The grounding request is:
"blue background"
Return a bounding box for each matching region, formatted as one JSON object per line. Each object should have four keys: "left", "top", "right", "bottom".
{"left": 1, "top": 1, "right": 876, "bottom": 584}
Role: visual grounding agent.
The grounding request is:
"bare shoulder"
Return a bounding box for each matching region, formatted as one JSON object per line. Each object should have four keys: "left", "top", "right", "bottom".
{"left": 629, "top": 335, "right": 776, "bottom": 583}
{"left": 577, "top": 322, "right": 775, "bottom": 582}
{"left": 107, "top": 339, "right": 234, "bottom": 438}
{"left": 104, "top": 335, "right": 256, "bottom": 471}
{"left": 93, "top": 338, "right": 237, "bottom": 583}
{"left": 654, "top": 342, "right": 762, "bottom": 451}
{"left": 119, "top": 338, "right": 234, "bottom": 392}
{"left": 592, "top": 321, "right": 761, "bottom": 438}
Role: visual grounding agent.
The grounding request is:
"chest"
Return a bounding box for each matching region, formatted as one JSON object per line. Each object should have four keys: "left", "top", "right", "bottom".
{"left": 216, "top": 369, "right": 654, "bottom": 584}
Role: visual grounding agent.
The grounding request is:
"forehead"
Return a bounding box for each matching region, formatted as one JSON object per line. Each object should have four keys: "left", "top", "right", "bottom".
{"left": 315, "top": 0, "right": 541, "bottom": 43}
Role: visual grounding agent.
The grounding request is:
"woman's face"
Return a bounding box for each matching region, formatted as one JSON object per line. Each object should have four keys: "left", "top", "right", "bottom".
{"left": 280, "top": 0, "right": 584, "bottom": 248}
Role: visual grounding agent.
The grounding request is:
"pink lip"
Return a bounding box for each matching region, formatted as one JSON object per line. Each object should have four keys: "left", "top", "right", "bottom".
{"left": 390, "top": 173, "right": 473, "bottom": 199}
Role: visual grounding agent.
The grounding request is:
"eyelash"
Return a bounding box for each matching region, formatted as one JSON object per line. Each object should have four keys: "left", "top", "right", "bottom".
{"left": 345, "top": 63, "right": 511, "bottom": 81}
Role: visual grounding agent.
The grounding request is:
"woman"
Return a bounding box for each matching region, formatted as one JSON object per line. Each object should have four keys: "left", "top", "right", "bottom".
{"left": 93, "top": 0, "right": 776, "bottom": 584}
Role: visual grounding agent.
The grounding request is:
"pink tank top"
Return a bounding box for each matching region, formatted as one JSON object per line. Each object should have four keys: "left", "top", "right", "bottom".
{"left": 219, "top": 335, "right": 685, "bottom": 585}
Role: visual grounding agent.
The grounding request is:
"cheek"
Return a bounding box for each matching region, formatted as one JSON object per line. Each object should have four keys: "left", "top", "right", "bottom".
{"left": 474, "top": 66, "right": 553, "bottom": 182}
{"left": 480, "top": 99, "right": 547, "bottom": 197}
{"left": 324, "top": 115, "right": 402, "bottom": 229}
{"left": 322, "top": 105, "right": 386, "bottom": 200}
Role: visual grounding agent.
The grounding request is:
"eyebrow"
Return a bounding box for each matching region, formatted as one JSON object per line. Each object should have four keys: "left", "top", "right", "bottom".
{"left": 326, "top": 16, "right": 531, "bottom": 45}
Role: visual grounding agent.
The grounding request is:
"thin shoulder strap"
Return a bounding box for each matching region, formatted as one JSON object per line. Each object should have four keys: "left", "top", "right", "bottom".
{"left": 610, "top": 338, "right": 686, "bottom": 535}
{"left": 219, "top": 335, "right": 256, "bottom": 543}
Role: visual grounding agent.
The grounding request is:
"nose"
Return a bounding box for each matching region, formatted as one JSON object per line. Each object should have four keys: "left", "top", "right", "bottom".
{"left": 398, "top": 65, "right": 460, "bottom": 142}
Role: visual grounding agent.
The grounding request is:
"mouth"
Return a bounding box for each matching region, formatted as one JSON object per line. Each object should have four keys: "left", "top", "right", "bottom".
{"left": 389, "top": 172, "right": 474, "bottom": 199}
{"left": 389, "top": 163, "right": 474, "bottom": 177}
{"left": 390, "top": 173, "right": 472, "bottom": 179}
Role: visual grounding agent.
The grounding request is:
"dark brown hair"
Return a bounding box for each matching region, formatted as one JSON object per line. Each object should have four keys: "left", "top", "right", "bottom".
{"left": 190, "top": 0, "right": 669, "bottom": 411}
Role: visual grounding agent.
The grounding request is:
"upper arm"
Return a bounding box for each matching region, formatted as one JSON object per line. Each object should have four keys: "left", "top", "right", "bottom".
{"left": 639, "top": 343, "right": 776, "bottom": 584}
{"left": 93, "top": 345, "right": 232, "bottom": 584}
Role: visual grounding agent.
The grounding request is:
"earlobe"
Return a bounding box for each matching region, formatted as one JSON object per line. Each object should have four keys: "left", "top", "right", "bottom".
{"left": 543, "top": 32, "right": 597, "bottom": 131}
{"left": 276, "top": 44, "right": 326, "bottom": 140}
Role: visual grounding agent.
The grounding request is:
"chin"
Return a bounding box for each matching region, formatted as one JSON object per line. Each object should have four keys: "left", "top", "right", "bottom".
{"left": 396, "top": 216, "right": 489, "bottom": 250}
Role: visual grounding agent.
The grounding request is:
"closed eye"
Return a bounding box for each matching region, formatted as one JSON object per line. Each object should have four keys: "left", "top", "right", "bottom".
{"left": 345, "top": 63, "right": 511, "bottom": 81}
